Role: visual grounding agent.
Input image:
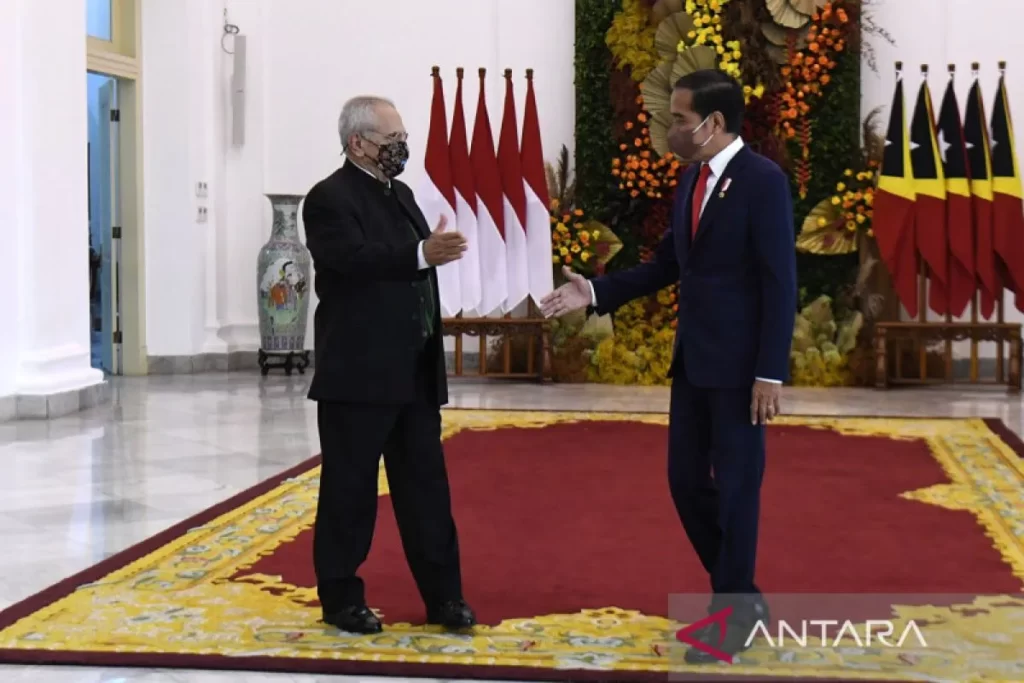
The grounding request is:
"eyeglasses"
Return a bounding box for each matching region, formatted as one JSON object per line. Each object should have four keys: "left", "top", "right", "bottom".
{"left": 363, "top": 130, "right": 408, "bottom": 144}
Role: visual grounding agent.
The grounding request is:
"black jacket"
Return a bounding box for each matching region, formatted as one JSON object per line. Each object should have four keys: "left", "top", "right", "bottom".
{"left": 302, "top": 161, "right": 447, "bottom": 405}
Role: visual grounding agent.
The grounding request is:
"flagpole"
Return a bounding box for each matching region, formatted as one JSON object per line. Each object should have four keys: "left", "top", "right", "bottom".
{"left": 917, "top": 64, "right": 929, "bottom": 383}
{"left": 969, "top": 61, "right": 981, "bottom": 383}
{"left": 996, "top": 60, "right": 1008, "bottom": 383}
{"left": 943, "top": 63, "right": 955, "bottom": 381}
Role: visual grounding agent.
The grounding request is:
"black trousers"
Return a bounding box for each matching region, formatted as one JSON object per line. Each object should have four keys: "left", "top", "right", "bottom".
{"left": 667, "top": 369, "right": 766, "bottom": 598}
{"left": 313, "top": 352, "right": 462, "bottom": 612}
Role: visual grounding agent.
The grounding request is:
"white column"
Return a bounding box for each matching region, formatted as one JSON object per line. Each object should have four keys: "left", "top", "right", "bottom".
{"left": 4, "top": 0, "right": 104, "bottom": 396}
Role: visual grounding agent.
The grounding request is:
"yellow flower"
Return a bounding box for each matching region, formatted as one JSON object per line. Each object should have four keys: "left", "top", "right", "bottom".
{"left": 844, "top": 169, "right": 854, "bottom": 177}
{"left": 591, "top": 230, "right": 601, "bottom": 239}
{"left": 571, "top": 244, "right": 582, "bottom": 254}
{"left": 817, "top": 216, "right": 827, "bottom": 227}
{"left": 856, "top": 213, "right": 866, "bottom": 224}
{"left": 845, "top": 221, "right": 856, "bottom": 231}
{"left": 551, "top": 255, "right": 560, "bottom": 264}
{"left": 581, "top": 251, "right": 591, "bottom": 262}
{"left": 831, "top": 196, "right": 841, "bottom": 205}
{"left": 836, "top": 182, "right": 846, "bottom": 191}
{"left": 559, "top": 246, "right": 569, "bottom": 256}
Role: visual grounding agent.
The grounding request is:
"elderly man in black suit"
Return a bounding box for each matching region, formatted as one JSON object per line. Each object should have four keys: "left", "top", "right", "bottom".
{"left": 302, "top": 95, "right": 474, "bottom": 634}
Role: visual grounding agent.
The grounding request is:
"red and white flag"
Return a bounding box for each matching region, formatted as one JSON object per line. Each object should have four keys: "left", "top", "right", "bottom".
{"left": 450, "top": 68, "right": 482, "bottom": 315}
{"left": 417, "top": 67, "right": 460, "bottom": 316}
{"left": 497, "top": 70, "right": 530, "bottom": 312}
{"left": 470, "top": 68, "right": 508, "bottom": 315}
{"left": 520, "top": 68, "right": 554, "bottom": 304}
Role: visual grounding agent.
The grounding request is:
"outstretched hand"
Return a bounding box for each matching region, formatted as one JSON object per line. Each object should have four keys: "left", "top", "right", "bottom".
{"left": 423, "top": 215, "right": 467, "bottom": 266}
{"left": 539, "top": 266, "right": 592, "bottom": 318}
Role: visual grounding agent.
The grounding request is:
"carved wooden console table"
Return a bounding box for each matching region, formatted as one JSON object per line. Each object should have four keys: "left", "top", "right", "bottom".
{"left": 873, "top": 321, "right": 1022, "bottom": 392}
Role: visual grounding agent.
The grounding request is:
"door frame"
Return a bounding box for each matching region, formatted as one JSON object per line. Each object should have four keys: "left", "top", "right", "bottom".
{"left": 87, "top": 0, "right": 147, "bottom": 375}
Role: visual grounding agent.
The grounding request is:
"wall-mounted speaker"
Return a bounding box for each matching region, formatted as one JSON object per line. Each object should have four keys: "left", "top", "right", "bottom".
{"left": 231, "top": 34, "right": 247, "bottom": 146}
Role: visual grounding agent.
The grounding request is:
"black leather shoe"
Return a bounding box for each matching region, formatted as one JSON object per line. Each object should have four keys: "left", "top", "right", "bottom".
{"left": 427, "top": 599, "right": 477, "bottom": 630}
{"left": 683, "top": 597, "right": 769, "bottom": 664}
{"left": 683, "top": 622, "right": 751, "bottom": 664}
{"left": 323, "top": 605, "right": 382, "bottom": 634}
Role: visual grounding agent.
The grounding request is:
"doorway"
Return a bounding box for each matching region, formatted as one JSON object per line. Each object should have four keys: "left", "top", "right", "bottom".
{"left": 87, "top": 72, "right": 122, "bottom": 374}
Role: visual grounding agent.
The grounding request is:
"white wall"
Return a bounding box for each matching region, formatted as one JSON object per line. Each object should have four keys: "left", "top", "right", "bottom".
{"left": 141, "top": 0, "right": 576, "bottom": 356}
{"left": 0, "top": 0, "right": 21, "bottom": 399}
{"left": 0, "top": 0, "right": 104, "bottom": 400}
{"left": 862, "top": 0, "right": 1024, "bottom": 357}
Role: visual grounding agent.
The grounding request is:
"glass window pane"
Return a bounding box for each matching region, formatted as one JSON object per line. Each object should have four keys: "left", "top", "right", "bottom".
{"left": 87, "top": 0, "right": 112, "bottom": 41}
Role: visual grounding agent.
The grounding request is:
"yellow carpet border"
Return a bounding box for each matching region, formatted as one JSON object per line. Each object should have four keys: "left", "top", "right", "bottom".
{"left": 1, "top": 411, "right": 1023, "bottom": 682}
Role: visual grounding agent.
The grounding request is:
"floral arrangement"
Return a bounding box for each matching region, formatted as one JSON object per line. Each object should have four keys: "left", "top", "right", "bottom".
{"left": 833, "top": 163, "right": 877, "bottom": 237}
{"left": 569, "top": 0, "right": 885, "bottom": 387}
{"left": 606, "top": 0, "right": 660, "bottom": 81}
{"left": 550, "top": 209, "right": 605, "bottom": 278}
{"left": 588, "top": 287, "right": 678, "bottom": 385}
{"left": 682, "top": 0, "right": 765, "bottom": 101}
{"left": 796, "top": 109, "right": 884, "bottom": 256}
{"left": 613, "top": 109, "right": 683, "bottom": 200}
{"left": 777, "top": 3, "right": 849, "bottom": 140}
{"left": 778, "top": 2, "right": 851, "bottom": 197}
{"left": 789, "top": 294, "right": 862, "bottom": 386}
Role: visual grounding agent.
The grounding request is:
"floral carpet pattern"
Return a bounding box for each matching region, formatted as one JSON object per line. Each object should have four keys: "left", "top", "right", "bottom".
{"left": 0, "top": 412, "right": 1023, "bottom": 682}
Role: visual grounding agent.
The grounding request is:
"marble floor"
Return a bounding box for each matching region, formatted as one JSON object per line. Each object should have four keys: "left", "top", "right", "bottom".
{"left": 0, "top": 373, "right": 1022, "bottom": 682}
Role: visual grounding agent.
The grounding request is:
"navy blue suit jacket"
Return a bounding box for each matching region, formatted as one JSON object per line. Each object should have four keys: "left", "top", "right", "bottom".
{"left": 591, "top": 145, "right": 797, "bottom": 389}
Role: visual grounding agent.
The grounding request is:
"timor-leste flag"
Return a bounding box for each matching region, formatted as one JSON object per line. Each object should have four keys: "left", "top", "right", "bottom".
{"left": 964, "top": 76, "right": 998, "bottom": 318}
{"left": 990, "top": 71, "right": 1024, "bottom": 312}
{"left": 909, "top": 77, "right": 948, "bottom": 315}
{"left": 935, "top": 76, "right": 975, "bottom": 318}
{"left": 874, "top": 75, "right": 920, "bottom": 317}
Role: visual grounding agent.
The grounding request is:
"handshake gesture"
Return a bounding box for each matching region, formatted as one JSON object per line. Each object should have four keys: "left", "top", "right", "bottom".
{"left": 423, "top": 216, "right": 468, "bottom": 266}
{"left": 539, "top": 266, "right": 592, "bottom": 318}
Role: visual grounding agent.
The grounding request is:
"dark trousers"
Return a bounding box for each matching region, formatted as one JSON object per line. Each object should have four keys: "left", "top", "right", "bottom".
{"left": 667, "top": 369, "right": 766, "bottom": 598}
{"left": 313, "top": 353, "right": 462, "bottom": 612}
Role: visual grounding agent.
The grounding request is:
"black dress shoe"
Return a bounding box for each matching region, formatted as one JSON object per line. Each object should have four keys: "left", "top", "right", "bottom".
{"left": 323, "top": 605, "right": 382, "bottom": 634}
{"left": 427, "top": 599, "right": 477, "bottom": 630}
{"left": 683, "top": 622, "right": 751, "bottom": 664}
{"left": 683, "top": 597, "right": 769, "bottom": 664}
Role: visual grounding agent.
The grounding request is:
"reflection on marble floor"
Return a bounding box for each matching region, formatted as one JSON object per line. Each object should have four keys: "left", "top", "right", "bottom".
{"left": 0, "top": 373, "right": 1022, "bottom": 682}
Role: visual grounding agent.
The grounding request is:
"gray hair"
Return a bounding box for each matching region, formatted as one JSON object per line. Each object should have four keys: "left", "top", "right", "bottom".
{"left": 337, "top": 95, "right": 394, "bottom": 150}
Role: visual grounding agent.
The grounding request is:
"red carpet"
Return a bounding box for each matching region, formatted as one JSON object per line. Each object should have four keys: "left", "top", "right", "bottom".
{"left": 234, "top": 420, "right": 1021, "bottom": 624}
{"left": 0, "top": 413, "right": 1021, "bottom": 682}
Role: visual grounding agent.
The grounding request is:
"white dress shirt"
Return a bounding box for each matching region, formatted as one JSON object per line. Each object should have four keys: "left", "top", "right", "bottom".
{"left": 353, "top": 162, "right": 429, "bottom": 270}
{"left": 586, "top": 136, "right": 780, "bottom": 384}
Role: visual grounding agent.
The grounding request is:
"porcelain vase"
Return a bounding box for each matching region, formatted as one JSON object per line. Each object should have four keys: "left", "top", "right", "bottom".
{"left": 256, "top": 194, "right": 311, "bottom": 353}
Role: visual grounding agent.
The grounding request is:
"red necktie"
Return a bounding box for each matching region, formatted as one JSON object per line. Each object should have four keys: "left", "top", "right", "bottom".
{"left": 691, "top": 164, "right": 712, "bottom": 238}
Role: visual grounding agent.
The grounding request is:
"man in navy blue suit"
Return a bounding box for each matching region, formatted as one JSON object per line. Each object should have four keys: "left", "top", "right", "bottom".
{"left": 540, "top": 70, "right": 796, "bottom": 663}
